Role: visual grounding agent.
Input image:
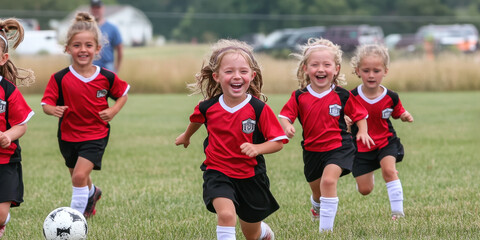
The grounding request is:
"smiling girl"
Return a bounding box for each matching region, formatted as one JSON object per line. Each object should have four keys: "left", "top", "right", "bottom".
{"left": 175, "top": 39, "right": 288, "bottom": 240}
{"left": 41, "top": 12, "right": 129, "bottom": 219}
{"left": 278, "top": 38, "right": 373, "bottom": 232}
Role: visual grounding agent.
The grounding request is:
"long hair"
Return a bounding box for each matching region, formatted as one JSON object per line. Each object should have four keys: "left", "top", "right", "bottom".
{"left": 188, "top": 39, "right": 266, "bottom": 102}
{"left": 291, "top": 38, "right": 346, "bottom": 89}
{"left": 0, "top": 18, "right": 35, "bottom": 86}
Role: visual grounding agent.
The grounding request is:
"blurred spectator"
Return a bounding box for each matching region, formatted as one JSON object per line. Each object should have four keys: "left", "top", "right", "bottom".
{"left": 90, "top": 0, "right": 123, "bottom": 72}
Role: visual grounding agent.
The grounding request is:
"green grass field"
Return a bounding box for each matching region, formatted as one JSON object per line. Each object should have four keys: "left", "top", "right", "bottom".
{"left": 4, "top": 92, "right": 480, "bottom": 239}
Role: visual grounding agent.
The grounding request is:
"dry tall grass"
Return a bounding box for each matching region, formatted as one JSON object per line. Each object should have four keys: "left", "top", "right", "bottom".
{"left": 10, "top": 44, "right": 480, "bottom": 94}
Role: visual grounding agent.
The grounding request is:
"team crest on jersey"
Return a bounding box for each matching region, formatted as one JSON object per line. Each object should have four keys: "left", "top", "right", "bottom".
{"left": 242, "top": 118, "right": 256, "bottom": 134}
{"left": 0, "top": 100, "right": 5, "bottom": 113}
{"left": 97, "top": 89, "right": 108, "bottom": 98}
{"left": 329, "top": 104, "right": 342, "bottom": 117}
{"left": 382, "top": 108, "right": 393, "bottom": 119}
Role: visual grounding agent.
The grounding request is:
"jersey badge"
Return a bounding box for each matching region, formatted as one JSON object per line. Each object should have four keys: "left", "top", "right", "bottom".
{"left": 382, "top": 108, "right": 393, "bottom": 119}
{"left": 97, "top": 89, "right": 108, "bottom": 98}
{"left": 242, "top": 118, "right": 256, "bottom": 134}
{"left": 329, "top": 104, "right": 342, "bottom": 117}
{"left": 0, "top": 100, "right": 5, "bottom": 113}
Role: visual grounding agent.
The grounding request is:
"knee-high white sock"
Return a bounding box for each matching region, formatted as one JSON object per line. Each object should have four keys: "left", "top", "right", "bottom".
{"left": 311, "top": 195, "right": 320, "bottom": 212}
{"left": 319, "top": 197, "right": 339, "bottom": 232}
{"left": 216, "top": 226, "right": 235, "bottom": 240}
{"left": 71, "top": 186, "right": 89, "bottom": 214}
{"left": 88, "top": 184, "right": 95, "bottom": 198}
{"left": 386, "top": 179, "right": 404, "bottom": 214}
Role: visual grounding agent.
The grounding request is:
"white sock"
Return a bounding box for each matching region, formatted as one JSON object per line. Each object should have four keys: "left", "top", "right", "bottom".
{"left": 386, "top": 179, "right": 404, "bottom": 214}
{"left": 319, "top": 197, "right": 339, "bottom": 232}
{"left": 310, "top": 195, "right": 320, "bottom": 212}
{"left": 88, "top": 184, "right": 95, "bottom": 198}
{"left": 216, "top": 226, "right": 235, "bottom": 240}
{"left": 71, "top": 186, "right": 89, "bottom": 214}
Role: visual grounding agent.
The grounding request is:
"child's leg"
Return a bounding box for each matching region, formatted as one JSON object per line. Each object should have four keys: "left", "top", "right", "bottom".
{"left": 355, "top": 172, "right": 375, "bottom": 195}
{"left": 0, "top": 202, "right": 10, "bottom": 226}
{"left": 212, "top": 197, "right": 237, "bottom": 240}
{"left": 239, "top": 220, "right": 274, "bottom": 240}
{"left": 380, "top": 156, "right": 404, "bottom": 218}
{"left": 308, "top": 179, "right": 321, "bottom": 221}
{"left": 69, "top": 157, "right": 94, "bottom": 214}
{"left": 319, "top": 164, "right": 342, "bottom": 232}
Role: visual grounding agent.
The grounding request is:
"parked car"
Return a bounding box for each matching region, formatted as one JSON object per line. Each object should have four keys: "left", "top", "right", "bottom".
{"left": 254, "top": 26, "right": 326, "bottom": 57}
{"left": 415, "top": 24, "right": 479, "bottom": 52}
{"left": 323, "top": 25, "right": 384, "bottom": 52}
{"left": 15, "top": 30, "right": 63, "bottom": 55}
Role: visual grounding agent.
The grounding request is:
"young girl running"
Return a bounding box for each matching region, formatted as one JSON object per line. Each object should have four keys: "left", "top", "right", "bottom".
{"left": 0, "top": 18, "right": 35, "bottom": 238}
{"left": 349, "top": 44, "right": 413, "bottom": 220}
{"left": 41, "top": 12, "right": 129, "bottom": 219}
{"left": 278, "top": 38, "right": 374, "bottom": 232}
{"left": 175, "top": 39, "right": 288, "bottom": 240}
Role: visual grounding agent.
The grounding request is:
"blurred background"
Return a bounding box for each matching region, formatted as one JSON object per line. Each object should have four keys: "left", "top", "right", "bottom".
{"left": 1, "top": 0, "right": 480, "bottom": 93}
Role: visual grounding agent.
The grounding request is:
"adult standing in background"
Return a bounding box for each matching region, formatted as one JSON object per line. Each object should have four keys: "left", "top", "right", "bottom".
{"left": 90, "top": 0, "right": 123, "bottom": 72}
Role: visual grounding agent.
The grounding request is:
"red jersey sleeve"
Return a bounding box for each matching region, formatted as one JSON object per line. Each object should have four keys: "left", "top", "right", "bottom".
{"left": 344, "top": 91, "right": 368, "bottom": 123}
{"left": 391, "top": 99, "right": 406, "bottom": 119}
{"left": 41, "top": 74, "right": 59, "bottom": 106}
{"left": 8, "top": 89, "right": 34, "bottom": 126}
{"left": 108, "top": 73, "right": 130, "bottom": 99}
{"left": 259, "top": 104, "right": 289, "bottom": 144}
{"left": 279, "top": 91, "right": 298, "bottom": 123}
{"left": 189, "top": 104, "right": 206, "bottom": 124}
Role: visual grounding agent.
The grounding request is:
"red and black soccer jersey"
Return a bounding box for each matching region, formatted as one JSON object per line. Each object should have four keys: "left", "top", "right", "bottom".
{"left": 190, "top": 94, "right": 288, "bottom": 179}
{"left": 351, "top": 85, "right": 406, "bottom": 152}
{"left": 279, "top": 84, "right": 368, "bottom": 152}
{"left": 41, "top": 66, "right": 130, "bottom": 142}
{"left": 0, "top": 76, "right": 34, "bottom": 164}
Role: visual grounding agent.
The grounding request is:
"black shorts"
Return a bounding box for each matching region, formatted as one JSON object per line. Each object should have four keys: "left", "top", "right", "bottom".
{"left": 0, "top": 162, "right": 24, "bottom": 207}
{"left": 303, "top": 140, "right": 355, "bottom": 182}
{"left": 352, "top": 137, "right": 404, "bottom": 177}
{"left": 202, "top": 170, "right": 279, "bottom": 223}
{"left": 59, "top": 135, "right": 109, "bottom": 170}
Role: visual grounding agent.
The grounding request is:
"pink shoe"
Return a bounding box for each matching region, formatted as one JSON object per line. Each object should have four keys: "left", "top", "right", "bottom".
{"left": 311, "top": 208, "right": 320, "bottom": 221}
{"left": 391, "top": 211, "right": 405, "bottom": 220}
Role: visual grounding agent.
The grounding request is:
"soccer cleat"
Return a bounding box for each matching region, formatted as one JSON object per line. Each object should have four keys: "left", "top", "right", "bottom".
{"left": 261, "top": 222, "right": 275, "bottom": 240}
{"left": 311, "top": 208, "right": 320, "bottom": 221}
{"left": 391, "top": 211, "right": 405, "bottom": 220}
{"left": 84, "top": 186, "right": 102, "bottom": 218}
{"left": 0, "top": 224, "right": 5, "bottom": 238}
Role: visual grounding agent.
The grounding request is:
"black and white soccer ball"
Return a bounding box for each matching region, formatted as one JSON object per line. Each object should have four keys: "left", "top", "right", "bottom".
{"left": 43, "top": 207, "right": 88, "bottom": 240}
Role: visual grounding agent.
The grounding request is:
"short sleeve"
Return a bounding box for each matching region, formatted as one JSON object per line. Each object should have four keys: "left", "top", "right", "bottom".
{"left": 278, "top": 91, "right": 299, "bottom": 123}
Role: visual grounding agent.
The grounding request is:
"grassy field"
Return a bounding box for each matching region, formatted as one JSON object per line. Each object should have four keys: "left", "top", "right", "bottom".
{"left": 2, "top": 92, "right": 479, "bottom": 239}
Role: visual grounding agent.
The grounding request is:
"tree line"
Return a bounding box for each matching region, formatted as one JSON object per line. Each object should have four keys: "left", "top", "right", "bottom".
{"left": 2, "top": 0, "right": 480, "bottom": 42}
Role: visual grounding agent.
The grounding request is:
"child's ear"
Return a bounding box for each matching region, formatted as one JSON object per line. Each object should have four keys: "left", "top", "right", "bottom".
{"left": 212, "top": 72, "right": 219, "bottom": 82}
{"left": 0, "top": 53, "right": 9, "bottom": 66}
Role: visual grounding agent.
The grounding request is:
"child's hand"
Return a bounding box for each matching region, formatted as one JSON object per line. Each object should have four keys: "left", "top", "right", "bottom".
{"left": 356, "top": 132, "right": 375, "bottom": 149}
{"left": 240, "top": 142, "right": 260, "bottom": 157}
{"left": 284, "top": 125, "right": 296, "bottom": 138}
{"left": 175, "top": 133, "right": 190, "bottom": 148}
{"left": 99, "top": 108, "right": 117, "bottom": 122}
{"left": 53, "top": 106, "right": 68, "bottom": 118}
{"left": 344, "top": 115, "right": 353, "bottom": 133}
{"left": 400, "top": 111, "right": 414, "bottom": 122}
{"left": 0, "top": 132, "right": 11, "bottom": 148}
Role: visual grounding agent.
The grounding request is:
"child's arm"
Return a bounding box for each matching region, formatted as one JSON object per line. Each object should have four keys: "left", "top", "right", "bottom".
{"left": 42, "top": 104, "right": 68, "bottom": 118}
{"left": 0, "top": 124, "right": 27, "bottom": 148}
{"left": 355, "top": 118, "right": 375, "bottom": 149}
{"left": 240, "top": 141, "right": 283, "bottom": 158}
{"left": 175, "top": 122, "right": 202, "bottom": 148}
{"left": 99, "top": 95, "right": 128, "bottom": 122}
{"left": 279, "top": 118, "right": 295, "bottom": 138}
{"left": 400, "top": 111, "right": 414, "bottom": 122}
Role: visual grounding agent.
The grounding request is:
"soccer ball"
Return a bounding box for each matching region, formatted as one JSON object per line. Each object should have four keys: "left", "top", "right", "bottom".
{"left": 43, "top": 207, "right": 88, "bottom": 240}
